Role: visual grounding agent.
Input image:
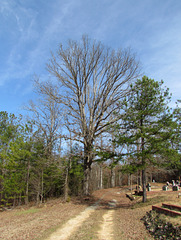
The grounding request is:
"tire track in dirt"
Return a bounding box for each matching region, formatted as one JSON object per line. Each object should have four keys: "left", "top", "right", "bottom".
{"left": 46, "top": 190, "right": 115, "bottom": 240}
{"left": 98, "top": 209, "right": 115, "bottom": 240}
{"left": 46, "top": 205, "right": 96, "bottom": 240}
{"left": 97, "top": 199, "right": 117, "bottom": 240}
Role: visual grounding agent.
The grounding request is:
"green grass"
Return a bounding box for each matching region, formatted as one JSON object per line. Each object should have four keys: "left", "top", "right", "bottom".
{"left": 15, "top": 208, "right": 41, "bottom": 216}
{"left": 132, "top": 196, "right": 167, "bottom": 209}
{"left": 159, "top": 213, "right": 181, "bottom": 226}
{"left": 35, "top": 224, "right": 63, "bottom": 240}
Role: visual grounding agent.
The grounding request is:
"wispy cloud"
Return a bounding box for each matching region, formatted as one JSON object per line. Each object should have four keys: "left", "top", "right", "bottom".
{"left": 0, "top": 0, "right": 39, "bottom": 85}
{"left": 0, "top": 0, "right": 80, "bottom": 88}
{"left": 0, "top": 0, "right": 181, "bottom": 113}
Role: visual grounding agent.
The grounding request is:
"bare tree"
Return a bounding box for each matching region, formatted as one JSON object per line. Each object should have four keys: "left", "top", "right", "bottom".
{"left": 36, "top": 35, "right": 140, "bottom": 195}
{"left": 26, "top": 88, "right": 63, "bottom": 159}
{"left": 24, "top": 89, "right": 64, "bottom": 202}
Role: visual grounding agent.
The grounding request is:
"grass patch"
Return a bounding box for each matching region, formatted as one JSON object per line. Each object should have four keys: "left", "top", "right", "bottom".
{"left": 162, "top": 214, "right": 181, "bottom": 225}
{"left": 35, "top": 224, "right": 63, "bottom": 240}
{"left": 132, "top": 196, "right": 167, "bottom": 209}
{"left": 15, "top": 208, "right": 41, "bottom": 216}
{"left": 159, "top": 213, "right": 181, "bottom": 226}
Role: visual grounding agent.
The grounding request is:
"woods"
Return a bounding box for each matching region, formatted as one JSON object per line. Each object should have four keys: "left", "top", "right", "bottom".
{"left": 0, "top": 37, "right": 180, "bottom": 207}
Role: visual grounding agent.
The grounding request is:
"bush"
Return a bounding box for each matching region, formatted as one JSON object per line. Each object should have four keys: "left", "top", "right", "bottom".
{"left": 142, "top": 210, "right": 181, "bottom": 239}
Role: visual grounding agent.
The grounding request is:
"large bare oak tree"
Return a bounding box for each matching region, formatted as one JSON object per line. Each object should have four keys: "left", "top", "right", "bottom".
{"left": 36, "top": 35, "right": 140, "bottom": 195}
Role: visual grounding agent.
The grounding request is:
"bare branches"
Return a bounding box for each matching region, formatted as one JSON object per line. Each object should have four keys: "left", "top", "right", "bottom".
{"left": 36, "top": 36, "right": 140, "bottom": 161}
{"left": 25, "top": 85, "right": 64, "bottom": 158}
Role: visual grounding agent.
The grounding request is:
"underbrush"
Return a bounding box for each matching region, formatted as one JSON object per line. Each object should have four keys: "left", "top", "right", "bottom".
{"left": 142, "top": 210, "right": 181, "bottom": 240}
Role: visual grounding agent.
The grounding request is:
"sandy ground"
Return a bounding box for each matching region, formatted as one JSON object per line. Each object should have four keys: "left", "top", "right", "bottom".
{"left": 46, "top": 206, "right": 96, "bottom": 240}
{"left": 98, "top": 209, "right": 114, "bottom": 240}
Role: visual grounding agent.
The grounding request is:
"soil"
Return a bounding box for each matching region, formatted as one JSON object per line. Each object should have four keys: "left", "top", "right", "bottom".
{"left": 0, "top": 184, "right": 180, "bottom": 240}
{"left": 98, "top": 209, "right": 114, "bottom": 240}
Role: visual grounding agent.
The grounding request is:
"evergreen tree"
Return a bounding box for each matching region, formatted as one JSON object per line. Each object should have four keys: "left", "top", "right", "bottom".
{"left": 168, "top": 100, "right": 181, "bottom": 175}
{"left": 173, "top": 100, "right": 181, "bottom": 152}
{"left": 115, "top": 76, "right": 175, "bottom": 202}
{"left": 0, "top": 112, "right": 21, "bottom": 206}
{"left": 0, "top": 112, "right": 64, "bottom": 207}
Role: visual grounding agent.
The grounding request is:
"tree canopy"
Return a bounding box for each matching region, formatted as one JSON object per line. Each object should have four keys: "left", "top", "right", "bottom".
{"left": 35, "top": 35, "right": 140, "bottom": 194}
{"left": 1, "top": 36, "right": 181, "bottom": 205}
{"left": 113, "top": 76, "right": 177, "bottom": 202}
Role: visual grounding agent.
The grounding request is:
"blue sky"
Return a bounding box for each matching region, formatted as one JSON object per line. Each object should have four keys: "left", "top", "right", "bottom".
{"left": 0, "top": 0, "right": 181, "bottom": 115}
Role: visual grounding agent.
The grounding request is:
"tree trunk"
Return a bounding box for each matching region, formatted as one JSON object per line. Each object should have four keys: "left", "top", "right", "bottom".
{"left": 128, "top": 174, "right": 131, "bottom": 186}
{"left": 83, "top": 167, "right": 90, "bottom": 195}
{"left": 140, "top": 119, "right": 147, "bottom": 202}
{"left": 19, "top": 193, "right": 22, "bottom": 206}
{"left": 119, "top": 171, "right": 122, "bottom": 186}
{"left": 111, "top": 167, "right": 115, "bottom": 188}
{"left": 36, "top": 191, "right": 40, "bottom": 205}
{"left": 142, "top": 169, "right": 147, "bottom": 202}
{"left": 40, "top": 169, "right": 44, "bottom": 204}
{"left": 130, "top": 174, "right": 133, "bottom": 194}
{"left": 13, "top": 195, "right": 16, "bottom": 207}
{"left": 83, "top": 142, "right": 93, "bottom": 195}
{"left": 25, "top": 159, "right": 30, "bottom": 205}
{"left": 64, "top": 166, "right": 69, "bottom": 201}
{"left": 150, "top": 172, "right": 153, "bottom": 183}
{"left": 99, "top": 164, "right": 103, "bottom": 189}
{"left": 36, "top": 181, "right": 40, "bottom": 205}
{"left": 137, "top": 170, "right": 141, "bottom": 186}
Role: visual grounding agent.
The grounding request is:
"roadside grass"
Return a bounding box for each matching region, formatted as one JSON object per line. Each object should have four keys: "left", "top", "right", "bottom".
{"left": 68, "top": 209, "right": 105, "bottom": 240}
{"left": 35, "top": 206, "right": 91, "bottom": 240}
{"left": 15, "top": 207, "right": 41, "bottom": 216}
{"left": 35, "top": 223, "right": 64, "bottom": 240}
{"left": 35, "top": 212, "right": 86, "bottom": 240}
{"left": 132, "top": 189, "right": 181, "bottom": 209}
{"left": 114, "top": 207, "right": 154, "bottom": 240}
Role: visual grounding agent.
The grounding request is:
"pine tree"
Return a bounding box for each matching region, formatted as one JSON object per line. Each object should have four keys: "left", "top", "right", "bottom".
{"left": 115, "top": 76, "right": 175, "bottom": 202}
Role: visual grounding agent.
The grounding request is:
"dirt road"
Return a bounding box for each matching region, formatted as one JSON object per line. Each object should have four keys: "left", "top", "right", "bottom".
{"left": 0, "top": 187, "right": 155, "bottom": 240}
{"left": 45, "top": 188, "right": 153, "bottom": 240}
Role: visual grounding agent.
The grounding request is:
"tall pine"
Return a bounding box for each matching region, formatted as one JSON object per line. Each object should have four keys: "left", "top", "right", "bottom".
{"left": 115, "top": 76, "right": 175, "bottom": 202}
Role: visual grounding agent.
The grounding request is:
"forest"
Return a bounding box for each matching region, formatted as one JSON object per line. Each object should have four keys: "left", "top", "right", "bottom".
{"left": 0, "top": 36, "right": 181, "bottom": 207}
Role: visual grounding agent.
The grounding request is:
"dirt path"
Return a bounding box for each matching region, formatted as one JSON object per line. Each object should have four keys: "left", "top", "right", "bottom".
{"left": 46, "top": 205, "right": 96, "bottom": 240}
{"left": 1, "top": 187, "right": 169, "bottom": 239}
{"left": 98, "top": 199, "right": 117, "bottom": 240}
{"left": 46, "top": 190, "right": 114, "bottom": 240}
{"left": 98, "top": 209, "right": 114, "bottom": 240}
{"left": 45, "top": 189, "right": 153, "bottom": 240}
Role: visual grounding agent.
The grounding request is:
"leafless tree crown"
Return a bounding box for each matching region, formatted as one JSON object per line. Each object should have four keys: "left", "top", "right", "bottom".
{"left": 37, "top": 36, "right": 140, "bottom": 146}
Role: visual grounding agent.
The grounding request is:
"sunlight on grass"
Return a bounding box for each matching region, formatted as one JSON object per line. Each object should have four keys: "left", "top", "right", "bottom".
{"left": 15, "top": 208, "right": 41, "bottom": 216}
{"left": 132, "top": 196, "right": 167, "bottom": 209}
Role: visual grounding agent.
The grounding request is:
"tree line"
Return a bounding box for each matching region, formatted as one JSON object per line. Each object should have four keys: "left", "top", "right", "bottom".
{"left": 0, "top": 36, "right": 180, "bottom": 206}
